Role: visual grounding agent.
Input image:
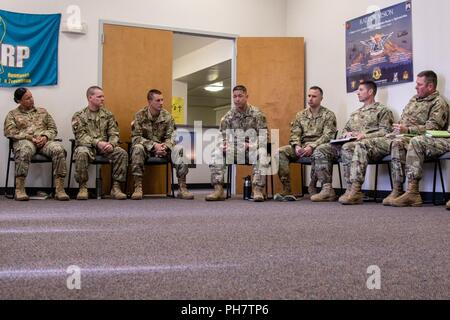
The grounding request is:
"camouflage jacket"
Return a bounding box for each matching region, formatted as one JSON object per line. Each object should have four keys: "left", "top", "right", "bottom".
{"left": 343, "top": 102, "right": 394, "bottom": 139}
{"left": 131, "top": 107, "right": 176, "bottom": 151}
{"left": 4, "top": 106, "right": 58, "bottom": 141}
{"left": 71, "top": 107, "right": 120, "bottom": 148}
{"left": 289, "top": 106, "right": 337, "bottom": 150}
{"left": 219, "top": 105, "right": 268, "bottom": 143}
{"left": 399, "top": 91, "right": 449, "bottom": 135}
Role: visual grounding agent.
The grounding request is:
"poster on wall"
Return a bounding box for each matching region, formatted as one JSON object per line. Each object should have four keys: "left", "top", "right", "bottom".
{"left": 345, "top": 1, "right": 413, "bottom": 93}
{"left": 0, "top": 10, "right": 61, "bottom": 87}
{"left": 171, "top": 96, "right": 185, "bottom": 125}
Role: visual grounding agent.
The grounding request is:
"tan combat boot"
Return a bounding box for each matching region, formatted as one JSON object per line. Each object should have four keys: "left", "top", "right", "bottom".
{"left": 77, "top": 182, "right": 89, "bottom": 200}
{"left": 205, "top": 184, "right": 226, "bottom": 201}
{"left": 391, "top": 180, "right": 422, "bottom": 207}
{"left": 310, "top": 183, "right": 337, "bottom": 202}
{"left": 274, "top": 180, "right": 296, "bottom": 201}
{"left": 54, "top": 177, "right": 70, "bottom": 201}
{"left": 131, "top": 176, "right": 143, "bottom": 200}
{"left": 337, "top": 184, "right": 352, "bottom": 203}
{"left": 15, "top": 176, "right": 29, "bottom": 201}
{"left": 382, "top": 183, "right": 404, "bottom": 206}
{"left": 111, "top": 181, "right": 127, "bottom": 200}
{"left": 253, "top": 184, "right": 265, "bottom": 202}
{"left": 446, "top": 199, "right": 450, "bottom": 210}
{"left": 177, "top": 177, "right": 194, "bottom": 200}
{"left": 339, "top": 182, "right": 364, "bottom": 205}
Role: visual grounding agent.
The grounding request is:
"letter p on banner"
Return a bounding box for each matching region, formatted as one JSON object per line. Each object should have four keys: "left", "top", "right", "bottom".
{"left": 66, "top": 265, "right": 81, "bottom": 290}
{"left": 366, "top": 265, "right": 381, "bottom": 290}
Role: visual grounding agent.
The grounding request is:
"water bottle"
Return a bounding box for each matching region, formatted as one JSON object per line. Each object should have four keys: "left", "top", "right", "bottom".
{"left": 243, "top": 176, "right": 252, "bottom": 200}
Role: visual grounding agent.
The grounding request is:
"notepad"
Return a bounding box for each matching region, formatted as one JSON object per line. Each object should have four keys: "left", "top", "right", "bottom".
{"left": 330, "top": 137, "right": 357, "bottom": 144}
{"left": 425, "top": 131, "right": 450, "bottom": 138}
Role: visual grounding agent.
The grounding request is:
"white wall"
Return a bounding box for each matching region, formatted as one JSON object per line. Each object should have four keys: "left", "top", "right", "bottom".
{"left": 287, "top": 0, "right": 450, "bottom": 191}
{"left": 0, "top": 0, "right": 287, "bottom": 188}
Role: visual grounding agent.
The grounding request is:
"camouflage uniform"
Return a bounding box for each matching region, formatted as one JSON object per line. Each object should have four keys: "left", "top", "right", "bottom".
{"left": 278, "top": 106, "right": 337, "bottom": 185}
{"left": 4, "top": 106, "right": 67, "bottom": 178}
{"left": 313, "top": 102, "right": 394, "bottom": 185}
{"left": 131, "top": 107, "right": 188, "bottom": 178}
{"left": 349, "top": 91, "right": 449, "bottom": 185}
{"left": 210, "top": 105, "right": 268, "bottom": 187}
{"left": 71, "top": 107, "right": 128, "bottom": 184}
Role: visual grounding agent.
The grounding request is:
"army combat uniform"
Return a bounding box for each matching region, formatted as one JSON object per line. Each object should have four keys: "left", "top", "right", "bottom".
{"left": 388, "top": 93, "right": 450, "bottom": 207}
{"left": 4, "top": 105, "right": 69, "bottom": 201}
{"left": 71, "top": 107, "right": 128, "bottom": 199}
{"left": 277, "top": 106, "right": 337, "bottom": 198}
{"left": 207, "top": 105, "right": 269, "bottom": 201}
{"left": 312, "top": 102, "right": 394, "bottom": 202}
{"left": 130, "top": 107, "right": 193, "bottom": 200}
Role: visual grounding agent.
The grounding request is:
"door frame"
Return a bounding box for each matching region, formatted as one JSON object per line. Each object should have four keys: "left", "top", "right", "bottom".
{"left": 98, "top": 20, "right": 239, "bottom": 194}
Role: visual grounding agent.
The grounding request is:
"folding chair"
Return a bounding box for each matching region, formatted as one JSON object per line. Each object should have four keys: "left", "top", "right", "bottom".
{"left": 125, "top": 142, "right": 175, "bottom": 198}
{"left": 4, "top": 138, "right": 58, "bottom": 199}
{"left": 67, "top": 139, "right": 113, "bottom": 199}
{"left": 225, "top": 143, "right": 274, "bottom": 200}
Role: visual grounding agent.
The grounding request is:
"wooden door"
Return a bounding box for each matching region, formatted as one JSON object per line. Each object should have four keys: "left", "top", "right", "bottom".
{"left": 236, "top": 37, "right": 305, "bottom": 195}
{"left": 102, "top": 24, "right": 173, "bottom": 195}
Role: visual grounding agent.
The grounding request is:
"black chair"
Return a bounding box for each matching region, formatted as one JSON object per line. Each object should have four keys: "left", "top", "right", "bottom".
{"left": 225, "top": 143, "right": 274, "bottom": 200}
{"left": 67, "top": 139, "right": 114, "bottom": 199}
{"left": 125, "top": 142, "right": 175, "bottom": 198}
{"left": 366, "top": 155, "right": 393, "bottom": 202}
{"left": 428, "top": 152, "right": 448, "bottom": 205}
{"left": 4, "top": 138, "right": 59, "bottom": 199}
{"left": 296, "top": 132, "right": 343, "bottom": 197}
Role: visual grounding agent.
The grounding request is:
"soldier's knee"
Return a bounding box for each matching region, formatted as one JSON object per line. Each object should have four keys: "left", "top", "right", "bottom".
{"left": 131, "top": 144, "right": 145, "bottom": 156}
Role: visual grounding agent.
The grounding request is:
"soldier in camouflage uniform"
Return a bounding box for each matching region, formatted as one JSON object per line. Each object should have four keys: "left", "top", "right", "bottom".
{"left": 71, "top": 86, "right": 128, "bottom": 200}
{"left": 275, "top": 86, "right": 337, "bottom": 201}
{"left": 4, "top": 88, "right": 69, "bottom": 201}
{"left": 311, "top": 81, "right": 394, "bottom": 203}
{"left": 387, "top": 71, "right": 450, "bottom": 207}
{"left": 206, "top": 85, "right": 269, "bottom": 202}
{"left": 130, "top": 89, "right": 193, "bottom": 200}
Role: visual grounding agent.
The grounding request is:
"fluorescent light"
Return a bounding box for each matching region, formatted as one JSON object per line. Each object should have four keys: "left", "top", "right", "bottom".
{"left": 205, "top": 82, "right": 224, "bottom": 92}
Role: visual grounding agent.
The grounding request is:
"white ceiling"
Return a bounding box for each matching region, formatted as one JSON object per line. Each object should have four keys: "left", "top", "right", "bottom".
{"left": 173, "top": 34, "right": 221, "bottom": 60}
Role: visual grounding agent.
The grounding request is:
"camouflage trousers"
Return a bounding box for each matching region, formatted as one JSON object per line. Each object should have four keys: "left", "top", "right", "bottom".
{"left": 74, "top": 146, "right": 128, "bottom": 183}
{"left": 209, "top": 147, "right": 269, "bottom": 187}
{"left": 130, "top": 144, "right": 189, "bottom": 178}
{"left": 13, "top": 139, "right": 67, "bottom": 178}
{"left": 278, "top": 145, "right": 316, "bottom": 185}
{"left": 406, "top": 136, "right": 450, "bottom": 181}
{"left": 347, "top": 137, "right": 391, "bottom": 184}
{"left": 312, "top": 142, "right": 359, "bottom": 185}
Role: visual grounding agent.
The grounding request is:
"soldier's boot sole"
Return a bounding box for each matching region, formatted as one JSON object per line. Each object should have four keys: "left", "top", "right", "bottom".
{"left": 177, "top": 193, "right": 195, "bottom": 200}
{"left": 382, "top": 192, "right": 404, "bottom": 206}
{"left": 205, "top": 195, "right": 226, "bottom": 201}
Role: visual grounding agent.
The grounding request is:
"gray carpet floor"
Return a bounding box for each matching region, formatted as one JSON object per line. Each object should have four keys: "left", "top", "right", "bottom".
{"left": 0, "top": 192, "right": 449, "bottom": 300}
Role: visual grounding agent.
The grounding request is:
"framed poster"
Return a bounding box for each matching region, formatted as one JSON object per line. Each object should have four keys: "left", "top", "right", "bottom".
{"left": 345, "top": 1, "right": 413, "bottom": 92}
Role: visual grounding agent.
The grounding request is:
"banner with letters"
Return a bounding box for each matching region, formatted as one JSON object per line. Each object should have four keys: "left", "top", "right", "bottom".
{"left": 345, "top": 1, "right": 413, "bottom": 93}
{"left": 0, "top": 9, "right": 61, "bottom": 87}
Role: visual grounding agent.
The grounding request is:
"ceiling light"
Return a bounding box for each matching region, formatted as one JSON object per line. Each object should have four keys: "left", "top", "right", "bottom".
{"left": 205, "top": 82, "right": 224, "bottom": 92}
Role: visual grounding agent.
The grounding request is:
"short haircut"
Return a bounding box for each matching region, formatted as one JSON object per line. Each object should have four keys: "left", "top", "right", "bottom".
{"left": 86, "top": 86, "right": 103, "bottom": 98}
{"left": 14, "top": 87, "right": 28, "bottom": 103}
{"left": 360, "top": 80, "right": 378, "bottom": 96}
{"left": 147, "top": 89, "right": 162, "bottom": 101}
{"left": 417, "top": 70, "right": 438, "bottom": 88}
{"left": 233, "top": 85, "right": 247, "bottom": 94}
{"left": 309, "top": 86, "right": 324, "bottom": 96}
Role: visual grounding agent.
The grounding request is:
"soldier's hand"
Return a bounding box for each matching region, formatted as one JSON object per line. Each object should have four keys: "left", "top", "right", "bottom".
{"left": 302, "top": 146, "right": 313, "bottom": 157}
{"left": 393, "top": 123, "right": 408, "bottom": 135}
{"left": 295, "top": 145, "right": 303, "bottom": 158}
{"left": 355, "top": 133, "right": 365, "bottom": 141}
{"left": 103, "top": 143, "right": 114, "bottom": 154}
